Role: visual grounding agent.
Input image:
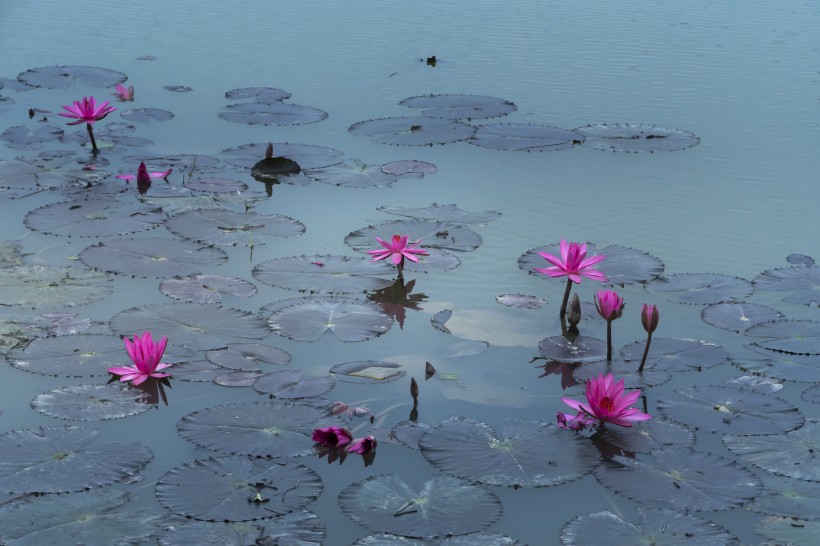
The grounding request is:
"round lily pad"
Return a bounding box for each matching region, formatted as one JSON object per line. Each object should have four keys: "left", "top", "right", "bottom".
{"left": 184, "top": 177, "right": 248, "bottom": 193}
{"left": 744, "top": 320, "right": 820, "bottom": 354}
{"left": 730, "top": 346, "right": 820, "bottom": 382}
{"left": 753, "top": 266, "right": 820, "bottom": 306}
{"left": 470, "top": 123, "right": 582, "bottom": 152}
{"left": 219, "top": 102, "right": 327, "bottom": 125}
{"left": 170, "top": 360, "right": 227, "bottom": 382}
{"left": 330, "top": 360, "right": 405, "bottom": 383}
{"left": 346, "top": 219, "right": 482, "bottom": 254}
{"left": 380, "top": 160, "right": 437, "bottom": 177}
{"left": 80, "top": 237, "right": 228, "bottom": 277}
{"left": 8, "top": 333, "right": 126, "bottom": 377}
{"left": 1, "top": 124, "right": 64, "bottom": 148}
{"left": 157, "top": 511, "right": 325, "bottom": 546}
{"left": 253, "top": 370, "right": 336, "bottom": 399}
{"left": 252, "top": 255, "right": 394, "bottom": 293}
{"left": 420, "top": 417, "right": 600, "bottom": 487}
{"left": 309, "top": 159, "right": 399, "bottom": 188}
{"left": 206, "top": 343, "right": 291, "bottom": 371}
{"left": 595, "top": 419, "right": 695, "bottom": 454}
{"left": 339, "top": 474, "right": 501, "bottom": 538}
{"left": 0, "top": 264, "right": 112, "bottom": 308}
{"left": 264, "top": 296, "right": 392, "bottom": 342}
{"left": 214, "top": 370, "right": 268, "bottom": 387}
{"left": 225, "top": 87, "right": 291, "bottom": 102}
{"left": 160, "top": 274, "right": 257, "bottom": 304}
{"left": 399, "top": 94, "right": 516, "bottom": 120}
{"left": 701, "top": 302, "right": 783, "bottom": 332}
{"left": 165, "top": 209, "right": 305, "bottom": 246}
{"left": 24, "top": 200, "right": 166, "bottom": 237}
{"left": 31, "top": 384, "right": 152, "bottom": 420}
{"left": 645, "top": 273, "right": 754, "bottom": 304}
{"left": 620, "top": 338, "right": 728, "bottom": 372}
{"left": 574, "top": 123, "right": 700, "bottom": 153}
{"left": 538, "top": 335, "right": 606, "bottom": 364}
{"left": 377, "top": 203, "right": 500, "bottom": 225}
{"left": 723, "top": 418, "right": 820, "bottom": 481}
{"left": 222, "top": 142, "right": 343, "bottom": 170}
{"left": 156, "top": 456, "right": 322, "bottom": 521}
{"left": 391, "top": 421, "right": 433, "bottom": 450}
{"left": 787, "top": 254, "right": 815, "bottom": 266}
{"left": 163, "top": 84, "right": 192, "bottom": 92}
{"left": 519, "top": 243, "right": 664, "bottom": 285}
{"left": 572, "top": 359, "right": 672, "bottom": 389}
{"left": 748, "top": 474, "right": 820, "bottom": 522}
{"left": 120, "top": 108, "right": 174, "bottom": 122}
{"left": 17, "top": 65, "right": 127, "bottom": 89}
{"left": 348, "top": 116, "right": 475, "bottom": 146}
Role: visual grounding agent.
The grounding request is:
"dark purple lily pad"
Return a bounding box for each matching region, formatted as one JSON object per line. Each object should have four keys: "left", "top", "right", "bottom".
{"left": 378, "top": 203, "right": 501, "bottom": 225}
{"left": 519, "top": 243, "right": 664, "bottom": 285}
{"left": 656, "top": 385, "right": 803, "bottom": 435}
{"left": 744, "top": 320, "right": 820, "bottom": 355}
{"left": 157, "top": 511, "right": 325, "bottom": 546}
{"left": 787, "top": 254, "right": 815, "bottom": 266}
{"left": 0, "top": 264, "right": 113, "bottom": 308}
{"left": 575, "top": 123, "right": 700, "bottom": 153}
{"left": 496, "top": 294, "right": 546, "bottom": 309}
{"left": 645, "top": 273, "right": 754, "bottom": 304}
{"left": 724, "top": 418, "right": 820, "bottom": 481}
{"left": 596, "top": 419, "right": 695, "bottom": 454}
{"left": 110, "top": 303, "right": 270, "bottom": 351}
{"left": 470, "top": 123, "right": 582, "bottom": 152}
{"left": 560, "top": 509, "right": 739, "bottom": 545}
{"left": 348, "top": 116, "right": 475, "bottom": 146}
{"left": 0, "top": 425, "right": 152, "bottom": 493}
{"left": 330, "top": 360, "right": 405, "bottom": 383}
{"left": 206, "top": 343, "right": 291, "bottom": 371}
{"left": 420, "top": 417, "right": 600, "bottom": 487}
{"left": 160, "top": 274, "right": 257, "bottom": 304}
{"left": 701, "top": 302, "right": 784, "bottom": 332}
{"left": 595, "top": 448, "right": 762, "bottom": 511}
{"left": 730, "top": 345, "right": 820, "bottom": 382}
{"left": 184, "top": 177, "right": 248, "bottom": 193}
{"left": 346, "top": 219, "right": 482, "bottom": 254}
{"left": 222, "top": 142, "right": 344, "bottom": 170}
{"left": 753, "top": 266, "right": 820, "bottom": 307}
{"left": 263, "top": 296, "right": 392, "bottom": 342}
{"left": 252, "top": 255, "right": 394, "bottom": 293}
{"left": 620, "top": 338, "right": 728, "bottom": 372}
{"left": 24, "top": 200, "right": 166, "bottom": 237}
{"left": 225, "top": 87, "right": 291, "bottom": 102}
{"left": 156, "top": 456, "right": 322, "bottom": 521}
{"left": 31, "top": 384, "right": 152, "bottom": 421}
{"left": 380, "top": 160, "right": 437, "bottom": 177}
{"left": 165, "top": 209, "right": 305, "bottom": 247}
{"left": 399, "top": 94, "right": 516, "bottom": 120}
{"left": 253, "top": 370, "right": 336, "bottom": 398}
{"left": 309, "top": 159, "right": 398, "bottom": 188}
{"left": 80, "top": 237, "right": 227, "bottom": 277}
{"left": 219, "top": 102, "right": 327, "bottom": 125}
{"left": 539, "top": 335, "right": 606, "bottom": 364}
{"left": 119, "top": 108, "right": 174, "bottom": 123}
{"left": 572, "top": 359, "right": 672, "bottom": 388}
{"left": 339, "top": 475, "right": 501, "bottom": 538}
{"left": 17, "top": 65, "right": 127, "bottom": 89}
{"left": 1, "top": 124, "right": 64, "bottom": 149}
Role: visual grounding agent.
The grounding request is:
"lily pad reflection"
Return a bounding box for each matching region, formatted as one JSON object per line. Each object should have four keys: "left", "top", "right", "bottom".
{"left": 31, "top": 384, "right": 151, "bottom": 420}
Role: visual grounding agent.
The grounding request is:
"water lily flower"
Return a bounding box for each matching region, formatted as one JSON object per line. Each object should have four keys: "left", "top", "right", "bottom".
{"left": 561, "top": 373, "right": 651, "bottom": 427}
{"left": 595, "top": 290, "right": 625, "bottom": 360}
{"left": 116, "top": 162, "right": 173, "bottom": 183}
{"left": 312, "top": 426, "right": 353, "bottom": 447}
{"left": 556, "top": 411, "right": 597, "bottom": 431}
{"left": 639, "top": 304, "right": 660, "bottom": 372}
{"left": 367, "top": 234, "right": 428, "bottom": 278}
{"left": 113, "top": 84, "right": 134, "bottom": 101}
{"left": 107, "top": 331, "right": 172, "bottom": 385}
{"left": 535, "top": 240, "right": 607, "bottom": 318}
{"left": 59, "top": 96, "right": 116, "bottom": 155}
{"left": 345, "top": 435, "right": 377, "bottom": 454}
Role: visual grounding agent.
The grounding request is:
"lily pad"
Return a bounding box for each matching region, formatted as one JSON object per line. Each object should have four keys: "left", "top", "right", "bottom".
{"left": 178, "top": 401, "right": 330, "bottom": 457}
{"left": 787, "top": 254, "right": 815, "bottom": 266}
{"left": 574, "top": 123, "right": 700, "bottom": 153}
{"left": 157, "top": 511, "right": 325, "bottom": 546}
{"left": 156, "top": 456, "right": 322, "bottom": 521}
{"left": 219, "top": 102, "right": 328, "bottom": 125}
{"left": 253, "top": 370, "right": 336, "bottom": 399}
{"left": 164, "top": 84, "right": 192, "bottom": 92}
{"left": 519, "top": 243, "right": 664, "bottom": 285}
{"left": 645, "top": 273, "right": 754, "bottom": 304}
{"left": 222, "top": 142, "right": 344, "bottom": 170}
{"left": 470, "top": 123, "right": 582, "bottom": 152}
{"left": 725, "top": 375, "right": 783, "bottom": 393}
{"left": 572, "top": 359, "right": 672, "bottom": 388}
{"left": 160, "top": 274, "right": 257, "bottom": 304}
{"left": 309, "top": 159, "right": 399, "bottom": 188}
{"left": 656, "top": 385, "right": 803, "bottom": 435}
{"left": 0, "top": 264, "right": 112, "bottom": 308}
{"left": 0, "top": 425, "right": 152, "bottom": 493}
{"left": 354, "top": 534, "right": 520, "bottom": 546}
{"left": 8, "top": 333, "right": 126, "bottom": 377}
{"left": 1, "top": 124, "right": 64, "bottom": 149}
{"left": 184, "top": 177, "right": 248, "bottom": 193}
{"left": 264, "top": 296, "right": 392, "bottom": 342}
{"left": 377, "top": 203, "right": 501, "bottom": 225}
{"left": 206, "top": 343, "right": 291, "bottom": 371}
{"left": 66, "top": 121, "right": 154, "bottom": 149}
{"left": 744, "top": 320, "right": 820, "bottom": 354}
{"left": 748, "top": 474, "right": 820, "bottom": 521}
{"left": 757, "top": 516, "right": 820, "bottom": 546}
{"left": 701, "top": 302, "right": 783, "bottom": 332}
{"left": 225, "top": 87, "right": 291, "bottom": 102}
{"left": 346, "top": 219, "right": 482, "bottom": 254}
{"left": 252, "top": 255, "right": 394, "bottom": 293}
{"left": 24, "top": 200, "right": 166, "bottom": 237}
{"left": 110, "top": 303, "right": 270, "bottom": 351}
{"left": 169, "top": 360, "right": 227, "bottom": 382}
{"left": 560, "top": 509, "right": 739, "bottom": 545}
{"left": 391, "top": 421, "right": 433, "bottom": 450}
{"left": 538, "top": 335, "right": 606, "bottom": 364}
{"left": 214, "top": 370, "right": 268, "bottom": 387}
{"left": 399, "top": 94, "right": 516, "bottom": 120}
{"left": 595, "top": 448, "right": 762, "bottom": 511}
{"left": 753, "top": 266, "right": 820, "bottom": 306}
{"left": 380, "top": 160, "right": 438, "bottom": 177}
{"left": 165, "top": 209, "right": 305, "bottom": 246}
{"left": 730, "top": 345, "right": 820, "bottom": 382}
{"left": 338, "top": 474, "right": 501, "bottom": 538}
{"left": 330, "top": 360, "right": 405, "bottom": 383}
{"left": 620, "top": 338, "right": 729, "bottom": 372}
{"left": 31, "top": 384, "right": 152, "bottom": 420}
{"left": 595, "top": 419, "right": 695, "bottom": 454}
{"left": 120, "top": 108, "right": 174, "bottom": 122}
{"left": 348, "top": 116, "right": 475, "bottom": 146}
{"left": 420, "top": 417, "right": 600, "bottom": 487}
{"left": 80, "top": 237, "right": 227, "bottom": 277}
{"left": 17, "top": 65, "right": 127, "bottom": 89}
{"left": 723, "top": 418, "right": 820, "bottom": 481}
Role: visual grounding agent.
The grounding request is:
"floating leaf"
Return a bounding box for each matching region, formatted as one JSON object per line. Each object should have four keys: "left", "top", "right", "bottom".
{"left": 253, "top": 255, "right": 394, "bottom": 293}
{"left": 214, "top": 370, "right": 267, "bottom": 387}
{"left": 442, "top": 339, "right": 489, "bottom": 357}
{"left": 391, "top": 421, "right": 433, "bottom": 450}
{"left": 120, "top": 108, "right": 174, "bottom": 122}
{"left": 353, "top": 533, "right": 520, "bottom": 546}
{"left": 431, "top": 309, "right": 452, "bottom": 333}
{"left": 206, "top": 343, "right": 291, "bottom": 371}
{"left": 156, "top": 456, "right": 322, "bottom": 521}
{"left": 803, "top": 385, "right": 820, "bottom": 405}
{"left": 31, "top": 384, "right": 151, "bottom": 420}
{"left": 170, "top": 360, "right": 227, "bottom": 382}
{"left": 184, "top": 177, "right": 248, "bottom": 193}
{"left": 574, "top": 123, "right": 700, "bottom": 153}
{"left": 469, "top": 123, "right": 582, "bottom": 152}
{"left": 748, "top": 474, "right": 820, "bottom": 522}
{"left": 572, "top": 359, "right": 672, "bottom": 389}
{"left": 596, "top": 419, "right": 695, "bottom": 454}
{"left": 656, "top": 385, "right": 803, "bottom": 435}
{"left": 380, "top": 160, "right": 437, "bottom": 177}
{"left": 645, "top": 273, "right": 753, "bottom": 304}
{"left": 595, "top": 448, "right": 761, "bottom": 511}
{"left": 160, "top": 274, "right": 257, "bottom": 304}
{"left": 753, "top": 266, "right": 820, "bottom": 306}
{"left": 8, "top": 334, "right": 125, "bottom": 377}
{"left": 253, "top": 370, "right": 336, "bottom": 399}
{"left": 0, "top": 425, "right": 152, "bottom": 493}
{"left": 157, "top": 511, "right": 325, "bottom": 546}
{"left": 348, "top": 116, "right": 475, "bottom": 146}
{"left": 338, "top": 474, "right": 501, "bottom": 538}
{"left": 539, "top": 335, "right": 606, "bottom": 364}
{"left": 495, "top": 294, "right": 546, "bottom": 309}
{"left": 17, "top": 65, "right": 127, "bottom": 89}
{"left": 701, "top": 302, "right": 783, "bottom": 332}
{"left": 758, "top": 516, "right": 820, "bottom": 546}
{"left": 346, "top": 219, "right": 482, "bottom": 254}
{"left": 725, "top": 375, "right": 783, "bottom": 393}
{"left": 165, "top": 209, "right": 305, "bottom": 246}
{"left": 264, "top": 296, "right": 392, "bottom": 342}
{"left": 66, "top": 121, "right": 154, "bottom": 149}
{"left": 786, "top": 254, "right": 815, "bottom": 266}
{"left": 0, "top": 264, "right": 112, "bottom": 308}
{"left": 80, "top": 237, "right": 227, "bottom": 277}
{"left": 399, "top": 94, "right": 516, "bottom": 120}
{"left": 519, "top": 243, "right": 664, "bottom": 285}
{"left": 330, "top": 360, "right": 405, "bottom": 383}
{"left": 225, "top": 87, "right": 291, "bottom": 102}
{"left": 724, "top": 418, "right": 820, "bottom": 481}
{"left": 309, "top": 159, "right": 399, "bottom": 188}
{"left": 222, "top": 142, "right": 343, "bottom": 170}
{"left": 560, "top": 509, "right": 739, "bottom": 545}
{"left": 745, "top": 320, "right": 820, "bottom": 354}
{"left": 1, "top": 124, "right": 64, "bottom": 149}
{"left": 110, "top": 303, "right": 270, "bottom": 351}
{"left": 620, "top": 338, "right": 728, "bottom": 372}
{"left": 378, "top": 203, "right": 500, "bottom": 225}
{"left": 24, "top": 200, "right": 166, "bottom": 237}
{"left": 219, "top": 102, "right": 327, "bottom": 125}
{"left": 730, "top": 345, "right": 820, "bottom": 382}
{"left": 0, "top": 159, "right": 64, "bottom": 189}
{"left": 178, "top": 401, "right": 329, "bottom": 457}
{"left": 420, "top": 417, "right": 600, "bottom": 487}
{"left": 163, "top": 84, "right": 192, "bottom": 92}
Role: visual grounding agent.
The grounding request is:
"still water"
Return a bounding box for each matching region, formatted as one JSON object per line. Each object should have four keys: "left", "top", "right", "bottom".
{"left": 0, "top": 0, "right": 819, "bottom": 544}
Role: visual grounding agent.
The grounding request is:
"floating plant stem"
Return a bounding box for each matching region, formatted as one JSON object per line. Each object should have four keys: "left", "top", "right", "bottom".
{"left": 595, "top": 290, "right": 624, "bottom": 361}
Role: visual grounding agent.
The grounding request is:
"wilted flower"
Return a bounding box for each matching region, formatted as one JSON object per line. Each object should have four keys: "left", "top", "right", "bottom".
{"left": 535, "top": 240, "right": 607, "bottom": 318}
{"left": 345, "top": 435, "right": 377, "bottom": 454}
{"left": 368, "top": 235, "right": 428, "bottom": 276}
{"left": 312, "top": 426, "right": 353, "bottom": 447}
{"left": 641, "top": 304, "right": 659, "bottom": 334}
{"left": 561, "top": 373, "right": 651, "bottom": 427}
{"left": 556, "top": 411, "right": 597, "bottom": 431}
{"left": 113, "top": 84, "right": 134, "bottom": 101}
{"left": 59, "top": 96, "right": 116, "bottom": 155}
{"left": 107, "top": 331, "right": 172, "bottom": 385}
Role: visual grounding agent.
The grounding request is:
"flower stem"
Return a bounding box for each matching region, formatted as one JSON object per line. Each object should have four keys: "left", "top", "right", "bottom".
{"left": 86, "top": 123, "right": 99, "bottom": 155}
{"left": 559, "top": 278, "right": 572, "bottom": 318}
{"left": 606, "top": 320, "right": 613, "bottom": 360}
{"left": 396, "top": 258, "right": 404, "bottom": 282}
{"left": 638, "top": 332, "right": 653, "bottom": 372}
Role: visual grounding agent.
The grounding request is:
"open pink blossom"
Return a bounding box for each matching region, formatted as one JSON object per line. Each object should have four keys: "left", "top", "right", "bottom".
{"left": 345, "top": 435, "right": 377, "bottom": 454}
{"left": 535, "top": 240, "right": 607, "bottom": 284}
{"left": 367, "top": 235, "right": 428, "bottom": 266}
{"left": 113, "top": 84, "right": 134, "bottom": 101}
{"left": 595, "top": 290, "right": 624, "bottom": 321}
{"left": 59, "top": 96, "right": 116, "bottom": 125}
{"left": 312, "top": 426, "right": 353, "bottom": 447}
{"left": 107, "top": 332, "right": 172, "bottom": 386}
{"left": 116, "top": 162, "right": 172, "bottom": 183}
{"left": 562, "top": 373, "right": 651, "bottom": 427}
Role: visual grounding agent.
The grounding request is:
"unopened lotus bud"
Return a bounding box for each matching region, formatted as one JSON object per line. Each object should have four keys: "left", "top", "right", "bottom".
{"left": 641, "top": 304, "right": 659, "bottom": 333}
{"left": 265, "top": 142, "right": 273, "bottom": 160}
{"left": 410, "top": 377, "right": 419, "bottom": 404}
{"left": 567, "top": 293, "right": 582, "bottom": 326}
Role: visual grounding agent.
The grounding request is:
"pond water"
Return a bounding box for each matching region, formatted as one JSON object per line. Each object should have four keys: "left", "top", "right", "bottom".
{"left": 0, "top": 0, "right": 819, "bottom": 544}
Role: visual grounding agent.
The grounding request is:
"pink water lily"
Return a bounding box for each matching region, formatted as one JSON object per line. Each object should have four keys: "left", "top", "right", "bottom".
{"left": 59, "top": 96, "right": 116, "bottom": 155}
{"left": 116, "top": 162, "right": 172, "bottom": 183}
{"left": 535, "top": 240, "right": 607, "bottom": 284}
{"left": 312, "top": 426, "right": 353, "bottom": 448}
{"left": 596, "top": 290, "right": 625, "bottom": 360}
{"left": 562, "top": 373, "right": 651, "bottom": 427}
{"left": 368, "top": 235, "right": 428, "bottom": 279}
{"left": 113, "top": 84, "right": 134, "bottom": 101}
{"left": 345, "top": 435, "right": 377, "bottom": 454}
{"left": 107, "top": 332, "right": 172, "bottom": 385}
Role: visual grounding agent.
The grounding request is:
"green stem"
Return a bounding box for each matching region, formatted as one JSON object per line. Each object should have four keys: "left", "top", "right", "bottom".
{"left": 638, "top": 332, "right": 653, "bottom": 372}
